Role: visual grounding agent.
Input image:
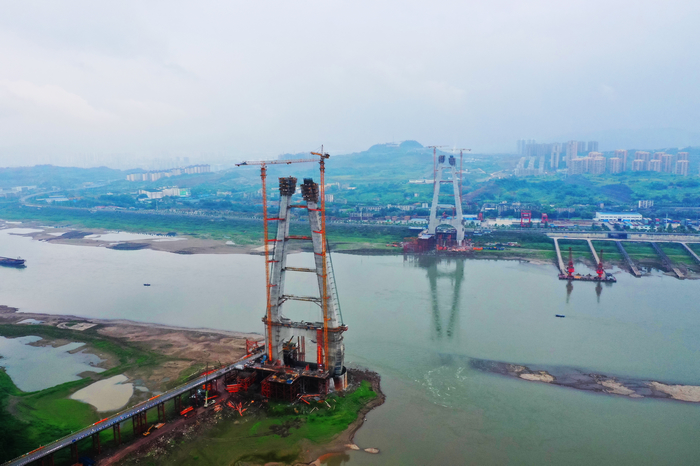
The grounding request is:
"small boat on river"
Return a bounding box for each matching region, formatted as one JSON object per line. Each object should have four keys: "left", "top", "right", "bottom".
{"left": 0, "top": 256, "right": 26, "bottom": 268}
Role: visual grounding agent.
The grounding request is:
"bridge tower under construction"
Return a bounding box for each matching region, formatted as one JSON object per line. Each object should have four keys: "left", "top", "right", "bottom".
{"left": 427, "top": 152, "right": 465, "bottom": 245}
{"left": 237, "top": 151, "right": 347, "bottom": 397}
{"left": 264, "top": 176, "right": 347, "bottom": 388}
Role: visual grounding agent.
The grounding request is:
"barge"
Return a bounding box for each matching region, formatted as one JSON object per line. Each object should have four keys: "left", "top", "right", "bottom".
{"left": 0, "top": 256, "right": 26, "bottom": 267}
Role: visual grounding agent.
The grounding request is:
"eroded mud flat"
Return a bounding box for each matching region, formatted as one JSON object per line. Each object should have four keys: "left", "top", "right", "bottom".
{"left": 70, "top": 374, "right": 134, "bottom": 412}
{"left": 470, "top": 357, "right": 700, "bottom": 402}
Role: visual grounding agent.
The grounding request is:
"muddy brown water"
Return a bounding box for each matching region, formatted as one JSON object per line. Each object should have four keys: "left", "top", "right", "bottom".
{"left": 1, "top": 228, "right": 700, "bottom": 464}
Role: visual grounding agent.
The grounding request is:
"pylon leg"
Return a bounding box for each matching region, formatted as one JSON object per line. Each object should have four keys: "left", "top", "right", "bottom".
{"left": 71, "top": 443, "right": 78, "bottom": 461}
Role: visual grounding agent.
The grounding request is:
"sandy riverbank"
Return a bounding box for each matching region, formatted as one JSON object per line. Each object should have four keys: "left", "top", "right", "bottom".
{"left": 0, "top": 304, "right": 262, "bottom": 396}
{"left": 0, "top": 221, "right": 396, "bottom": 256}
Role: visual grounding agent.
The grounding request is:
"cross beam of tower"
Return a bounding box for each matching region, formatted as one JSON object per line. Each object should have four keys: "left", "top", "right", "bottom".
{"left": 237, "top": 150, "right": 346, "bottom": 383}
{"left": 427, "top": 148, "right": 468, "bottom": 244}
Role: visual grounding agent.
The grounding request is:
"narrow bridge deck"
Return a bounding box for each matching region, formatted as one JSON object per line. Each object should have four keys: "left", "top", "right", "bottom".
{"left": 4, "top": 353, "right": 262, "bottom": 466}
{"left": 651, "top": 242, "right": 685, "bottom": 279}
{"left": 615, "top": 241, "right": 641, "bottom": 277}
{"left": 553, "top": 238, "right": 566, "bottom": 275}
{"left": 586, "top": 239, "right": 600, "bottom": 264}
{"left": 682, "top": 243, "right": 700, "bottom": 265}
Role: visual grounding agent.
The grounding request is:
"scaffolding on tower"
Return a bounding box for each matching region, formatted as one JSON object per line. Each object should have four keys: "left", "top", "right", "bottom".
{"left": 236, "top": 147, "right": 348, "bottom": 395}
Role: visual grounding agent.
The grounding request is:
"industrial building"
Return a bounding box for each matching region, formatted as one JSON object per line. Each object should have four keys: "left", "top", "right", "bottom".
{"left": 595, "top": 212, "right": 643, "bottom": 222}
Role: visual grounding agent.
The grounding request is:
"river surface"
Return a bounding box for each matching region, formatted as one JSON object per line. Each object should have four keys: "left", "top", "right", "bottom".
{"left": 1, "top": 227, "right": 700, "bottom": 464}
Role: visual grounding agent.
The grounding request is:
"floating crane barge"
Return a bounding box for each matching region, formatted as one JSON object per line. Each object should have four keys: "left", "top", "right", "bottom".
{"left": 558, "top": 246, "right": 616, "bottom": 282}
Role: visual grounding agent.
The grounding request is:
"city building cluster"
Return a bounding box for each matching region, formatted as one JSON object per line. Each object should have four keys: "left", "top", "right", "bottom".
{"left": 515, "top": 140, "right": 691, "bottom": 177}
{"left": 126, "top": 164, "right": 211, "bottom": 182}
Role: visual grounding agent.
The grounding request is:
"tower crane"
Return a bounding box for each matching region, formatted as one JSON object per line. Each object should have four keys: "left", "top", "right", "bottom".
{"left": 451, "top": 148, "right": 471, "bottom": 203}
{"left": 236, "top": 148, "right": 332, "bottom": 366}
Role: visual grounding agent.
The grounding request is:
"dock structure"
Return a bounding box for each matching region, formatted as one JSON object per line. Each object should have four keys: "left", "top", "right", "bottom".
{"left": 615, "top": 241, "right": 641, "bottom": 277}
{"left": 681, "top": 243, "right": 700, "bottom": 265}
{"left": 651, "top": 242, "right": 685, "bottom": 279}
{"left": 553, "top": 237, "right": 566, "bottom": 275}
{"left": 586, "top": 239, "right": 600, "bottom": 265}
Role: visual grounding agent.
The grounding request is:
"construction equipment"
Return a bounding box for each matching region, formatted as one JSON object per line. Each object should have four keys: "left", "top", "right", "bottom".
{"left": 236, "top": 150, "right": 331, "bottom": 367}
{"left": 237, "top": 148, "right": 348, "bottom": 392}
{"left": 567, "top": 247, "right": 575, "bottom": 279}
{"left": 596, "top": 250, "right": 605, "bottom": 280}
{"left": 427, "top": 147, "right": 466, "bottom": 245}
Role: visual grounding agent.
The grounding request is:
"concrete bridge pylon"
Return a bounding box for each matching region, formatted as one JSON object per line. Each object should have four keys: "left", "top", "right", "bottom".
{"left": 427, "top": 153, "right": 465, "bottom": 245}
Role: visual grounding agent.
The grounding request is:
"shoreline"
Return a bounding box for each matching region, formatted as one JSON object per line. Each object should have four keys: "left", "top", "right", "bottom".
{"left": 0, "top": 307, "right": 386, "bottom": 466}
{"left": 3, "top": 222, "right": 698, "bottom": 281}
{"left": 0, "top": 305, "right": 261, "bottom": 398}
{"left": 0, "top": 221, "right": 553, "bottom": 263}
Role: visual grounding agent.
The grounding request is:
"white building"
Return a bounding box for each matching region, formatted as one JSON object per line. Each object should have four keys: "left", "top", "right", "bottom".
{"left": 595, "top": 212, "right": 643, "bottom": 222}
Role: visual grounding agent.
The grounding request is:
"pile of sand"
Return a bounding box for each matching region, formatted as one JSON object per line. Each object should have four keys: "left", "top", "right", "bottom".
{"left": 649, "top": 382, "right": 700, "bottom": 402}
{"left": 519, "top": 372, "right": 554, "bottom": 383}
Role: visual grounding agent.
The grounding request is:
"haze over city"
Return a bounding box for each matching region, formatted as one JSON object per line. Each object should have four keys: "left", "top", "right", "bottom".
{"left": 1, "top": 0, "right": 699, "bottom": 168}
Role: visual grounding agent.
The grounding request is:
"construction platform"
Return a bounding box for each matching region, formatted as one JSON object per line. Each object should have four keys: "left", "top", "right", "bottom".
{"left": 558, "top": 273, "right": 617, "bottom": 282}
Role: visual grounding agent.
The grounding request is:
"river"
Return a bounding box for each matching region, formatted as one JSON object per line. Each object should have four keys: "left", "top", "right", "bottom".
{"left": 1, "top": 227, "right": 700, "bottom": 465}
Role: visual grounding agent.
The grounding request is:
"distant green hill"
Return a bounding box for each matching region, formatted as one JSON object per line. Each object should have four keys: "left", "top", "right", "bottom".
{"left": 0, "top": 165, "right": 124, "bottom": 189}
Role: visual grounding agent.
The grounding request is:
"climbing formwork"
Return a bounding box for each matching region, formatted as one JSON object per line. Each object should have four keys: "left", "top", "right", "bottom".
{"left": 427, "top": 152, "right": 465, "bottom": 245}
{"left": 237, "top": 151, "right": 348, "bottom": 396}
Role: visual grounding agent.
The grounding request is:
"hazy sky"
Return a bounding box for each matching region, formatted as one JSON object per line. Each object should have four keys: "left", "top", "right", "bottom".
{"left": 1, "top": 0, "right": 699, "bottom": 166}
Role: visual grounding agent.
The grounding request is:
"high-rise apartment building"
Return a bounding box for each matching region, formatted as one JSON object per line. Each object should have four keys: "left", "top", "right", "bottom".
{"left": 609, "top": 157, "right": 622, "bottom": 174}
{"left": 653, "top": 152, "right": 665, "bottom": 161}
{"left": 676, "top": 160, "right": 689, "bottom": 176}
{"left": 614, "top": 150, "right": 628, "bottom": 171}
{"left": 677, "top": 152, "right": 689, "bottom": 161}
{"left": 589, "top": 153, "right": 606, "bottom": 175}
{"left": 661, "top": 154, "right": 674, "bottom": 173}
{"left": 566, "top": 141, "right": 578, "bottom": 166}
{"left": 568, "top": 157, "right": 589, "bottom": 175}
{"left": 648, "top": 159, "right": 662, "bottom": 172}
{"left": 635, "top": 151, "right": 651, "bottom": 170}
{"left": 550, "top": 143, "right": 561, "bottom": 170}
{"left": 587, "top": 141, "right": 599, "bottom": 153}
{"left": 632, "top": 159, "right": 645, "bottom": 171}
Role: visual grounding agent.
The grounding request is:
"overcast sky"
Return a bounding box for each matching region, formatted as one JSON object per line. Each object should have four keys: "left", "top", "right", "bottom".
{"left": 1, "top": 0, "right": 699, "bottom": 167}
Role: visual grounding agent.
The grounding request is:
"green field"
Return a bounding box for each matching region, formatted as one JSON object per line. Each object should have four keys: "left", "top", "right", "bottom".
{"left": 590, "top": 241, "right": 623, "bottom": 263}
{"left": 658, "top": 243, "right": 700, "bottom": 270}
{"left": 0, "top": 203, "right": 409, "bottom": 250}
{"left": 0, "top": 324, "right": 173, "bottom": 463}
{"left": 558, "top": 239, "right": 596, "bottom": 263}
{"left": 124, "top": 380, "right": 379, "bottom": 466}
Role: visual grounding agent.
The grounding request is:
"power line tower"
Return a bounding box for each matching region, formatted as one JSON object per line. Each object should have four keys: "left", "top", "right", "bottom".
{"left": 427, "top": 148, "right": 466, "bottom": 245}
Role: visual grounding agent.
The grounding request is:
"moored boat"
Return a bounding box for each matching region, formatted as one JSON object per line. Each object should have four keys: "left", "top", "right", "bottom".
{"left": 0, "top": 256, "right": 26, "bottom": 267}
